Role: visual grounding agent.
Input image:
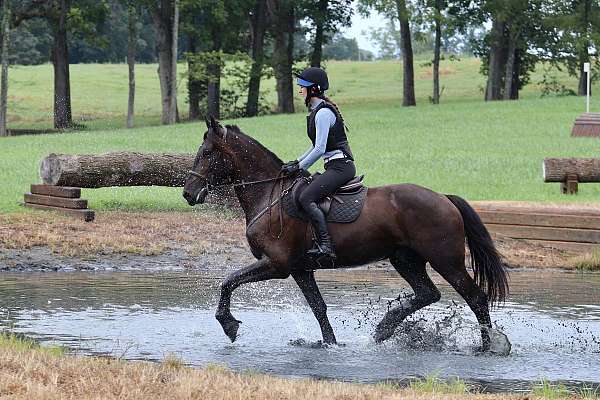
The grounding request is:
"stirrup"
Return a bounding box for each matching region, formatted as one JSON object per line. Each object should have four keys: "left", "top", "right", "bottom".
{"left": 306, "top": 242, "right": 336, "bottom": 260}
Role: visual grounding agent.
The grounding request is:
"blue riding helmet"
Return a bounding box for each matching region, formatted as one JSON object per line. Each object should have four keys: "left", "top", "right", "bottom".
{"left": 295, "top": 67, "right": 329, "bottom": 92}
{"left": 297, "top": 77, "right": 315, "bottom": 87}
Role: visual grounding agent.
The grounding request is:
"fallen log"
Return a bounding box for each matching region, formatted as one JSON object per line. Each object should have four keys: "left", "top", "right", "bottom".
{"left": 542, "top": 158, "right": 600, "bottom": 183}
{"left": 40, "top": 152, "right": 194, "bottom": 188}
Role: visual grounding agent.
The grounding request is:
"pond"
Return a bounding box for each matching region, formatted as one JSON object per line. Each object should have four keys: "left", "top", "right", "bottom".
{"left": 0, "top": 265, "right": 598, "bottom": 393}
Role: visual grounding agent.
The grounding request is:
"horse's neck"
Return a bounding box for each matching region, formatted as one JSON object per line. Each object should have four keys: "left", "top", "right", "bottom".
{"left": 231, "top": 147, "right": 282, "bottom": 224}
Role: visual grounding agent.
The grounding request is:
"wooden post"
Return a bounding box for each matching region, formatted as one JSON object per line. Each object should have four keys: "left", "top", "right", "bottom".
{"left": 561, "top": 174, "right": 579, "bottom": 195}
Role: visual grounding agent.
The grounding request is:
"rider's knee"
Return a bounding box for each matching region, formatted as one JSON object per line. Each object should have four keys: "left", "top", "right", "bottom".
{"left": 298, "top": 191, "right": 316, "bottom": 210}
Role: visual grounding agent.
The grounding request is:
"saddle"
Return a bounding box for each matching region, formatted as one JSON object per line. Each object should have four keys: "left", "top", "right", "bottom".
{"left": 282, "top": 174, "right": 367, "bottom": 223}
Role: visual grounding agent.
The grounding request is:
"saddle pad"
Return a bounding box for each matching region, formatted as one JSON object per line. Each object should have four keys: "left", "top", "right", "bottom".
{"left": 282, "top": 177, "right": 367, "bottom": 224}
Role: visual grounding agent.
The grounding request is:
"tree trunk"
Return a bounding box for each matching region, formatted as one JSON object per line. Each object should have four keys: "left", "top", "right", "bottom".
{"left": 169, "top": 0, "right": 178, "bottom": 123}
{"left": 0, "top": 0, "right": 9, "bottom": 137}
{"left": 310, "top": 0, "right": 327, "bottom": 68}
{"left": 246, "top": 0, "right": 267, "bottom": 117}
{"left": 395, "top": 0, "right": 416, "bottom": 107}
{"left": 41, "top": 152, "right": 196, "bottom": 187}
{"left": 52, "top": 0, "right": 72, "bottom": 129}
{"left": 578, "top": 0, "right": 591, "bottom": 96}
{"left": 151, "top": 0, "right": 176, "bottom": 125}
{"left": 543, "top": 158, "right": 600, "bottom": 183}
{"left": 187, "top": 36, "right": 202, "bottom": 120}
{"left": 127, "top": 1, "right": 137, "bottom": 129}
{"left": 503, "top": 31, "right": 517, "bottom": 101}
{"left": 432, "top": 0, "right": 441, "bottom": 105}
{"left": 510, "top": 48, "right": 521, "bottom": 100}
{"left": 207, "top": 27, "right": 223, "bottom": 119}
{"left": 207, "top": 61, "right": 221, "bottom": 119}
{"left": 486, "top": 18, "right": 505, "bottom": 101}
{"left": 268, "top": 0, "right": 295, "bottom": 114}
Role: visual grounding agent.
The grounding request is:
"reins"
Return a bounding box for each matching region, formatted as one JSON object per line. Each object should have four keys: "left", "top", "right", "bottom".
{"left": 187, "top": 170, "right": 285, "bottom": 189}
{"left": 187, "top": 169, "right": 301, "bottom": 239}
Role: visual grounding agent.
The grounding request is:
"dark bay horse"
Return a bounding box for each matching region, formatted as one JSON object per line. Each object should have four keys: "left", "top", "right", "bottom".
{"left": 183, "top": 117, "right": 509, "bottom": 352}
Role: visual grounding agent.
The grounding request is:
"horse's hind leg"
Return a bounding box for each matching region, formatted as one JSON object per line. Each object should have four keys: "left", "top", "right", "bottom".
{"left": 291, "top": 270, "right": 336, "bottom": 344}
{"left": 430, "top": 257, "right": 492, "bottom": 352}
{"left": 374, "top": 248, "right": 441, "bottom": 343}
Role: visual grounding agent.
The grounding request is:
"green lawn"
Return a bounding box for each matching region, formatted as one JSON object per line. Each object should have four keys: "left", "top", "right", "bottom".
{"left": 1, "top": 58, "right": 600, "bottom": 213}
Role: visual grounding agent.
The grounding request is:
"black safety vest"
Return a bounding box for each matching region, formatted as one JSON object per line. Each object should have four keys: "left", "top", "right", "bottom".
{"left": 306, "top": 101, "right": 354, "bottom": 161}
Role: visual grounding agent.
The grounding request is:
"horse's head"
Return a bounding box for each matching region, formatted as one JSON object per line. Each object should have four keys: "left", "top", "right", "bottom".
{"left": 183, "top": 116, "right": 235, "bottom": 206}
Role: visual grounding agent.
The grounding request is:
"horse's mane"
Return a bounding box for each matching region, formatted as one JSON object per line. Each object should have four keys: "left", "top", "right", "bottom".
{"left": 225, "top": 124, "right": 283, "bottom": 164}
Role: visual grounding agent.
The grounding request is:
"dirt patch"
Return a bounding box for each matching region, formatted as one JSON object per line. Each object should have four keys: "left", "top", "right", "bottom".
{"left": 0, "top": 209, "right": 581, "bottom": 271}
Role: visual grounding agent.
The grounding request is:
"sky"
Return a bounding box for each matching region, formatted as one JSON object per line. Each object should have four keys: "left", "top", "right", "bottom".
{"left": 341, "top": 4, "right": 388, "bottom": 55}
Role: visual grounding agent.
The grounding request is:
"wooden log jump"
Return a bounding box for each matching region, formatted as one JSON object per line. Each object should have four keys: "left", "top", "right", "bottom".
{"left": 40, "top": 152, "right": 195, "bottom": 188}
{"left": 572, "top": 113, "right": 600, "bottom": 137}
{"left": 474, "top": 204, "right": 600, "bottom": 254}
{"left": 542, "top": 158, "right": 600, "bottom": 194}
{"left": 24, "top": 184, "right": 95, "bottom": 222}
{"left": 29, "top": 152, "right": 238, "bottom": 221}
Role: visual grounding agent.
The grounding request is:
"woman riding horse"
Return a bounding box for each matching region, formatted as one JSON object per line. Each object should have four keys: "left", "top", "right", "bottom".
{"left": 281, "top": 67, "right": 355, "bottom": 262}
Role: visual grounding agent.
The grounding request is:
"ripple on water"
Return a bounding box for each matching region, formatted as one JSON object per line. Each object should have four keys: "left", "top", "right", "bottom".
{"left": 0, "top": 268, "right": 598, "bottom": 391}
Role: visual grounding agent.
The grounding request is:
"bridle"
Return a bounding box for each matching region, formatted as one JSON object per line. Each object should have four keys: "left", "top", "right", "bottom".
{"left": 186, "top": 169, "right": 301, "bottom": 239}
{"left": 186, "top": 169, "right": 285, "bottom": 190}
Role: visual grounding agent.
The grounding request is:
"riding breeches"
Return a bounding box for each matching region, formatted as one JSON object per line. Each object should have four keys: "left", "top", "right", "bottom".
{"left": 298, "top": 159, "right": 356, "bottom": 210}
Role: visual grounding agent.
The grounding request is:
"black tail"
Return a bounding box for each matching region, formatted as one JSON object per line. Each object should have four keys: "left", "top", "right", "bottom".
{"left": 446, "top": 194, "right": 509, "bottom": 305}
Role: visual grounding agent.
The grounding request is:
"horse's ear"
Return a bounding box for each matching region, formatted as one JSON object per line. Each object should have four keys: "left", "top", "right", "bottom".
{"left": 209, "top": 115, "right": 224, "bottom": 138}
{"left": 205, "top": 116, "right": 211, "bottom": 130}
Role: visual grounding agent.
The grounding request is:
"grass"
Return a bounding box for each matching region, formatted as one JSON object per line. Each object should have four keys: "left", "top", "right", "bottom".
{"left": 532, "top": 379, "right": 571, "bottom": 399}
{"left": 572, "top": 249, "right": 600, "bottom": 271}
{"left": 0, "top": 335, "right": 597, "bottom": 399}
{"left": 2, "top": 58, "right": 600, "bottom": 213}
{"left": 0, "top": 331, "right": 64, "bottom": 356}
{"left": 408, "top": 375, "right": 471, "bottom": 394}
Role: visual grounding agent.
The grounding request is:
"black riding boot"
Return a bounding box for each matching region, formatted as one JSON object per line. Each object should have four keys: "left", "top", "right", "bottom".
{"left": 304, "top": 202, "right": 336, "bottom": 260}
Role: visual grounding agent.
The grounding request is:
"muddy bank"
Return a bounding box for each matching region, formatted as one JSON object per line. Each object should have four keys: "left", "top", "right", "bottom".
{"left": 0, "top": 209, "right": 584, "bottom": 272}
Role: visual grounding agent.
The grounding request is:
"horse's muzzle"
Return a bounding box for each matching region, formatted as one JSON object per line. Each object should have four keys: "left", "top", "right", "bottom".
{"left": 183, "top": 187, "right": 208, "bottom": 206}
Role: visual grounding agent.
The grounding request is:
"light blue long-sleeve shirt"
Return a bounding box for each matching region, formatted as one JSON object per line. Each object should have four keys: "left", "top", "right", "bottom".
{"left": 297, "top": 99, "right": 343, "bottom": 170}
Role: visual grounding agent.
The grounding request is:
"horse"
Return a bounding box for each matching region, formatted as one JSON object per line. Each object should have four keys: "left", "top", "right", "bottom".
{"left": 183, "top": 116, "right": 509, "bottom": 352}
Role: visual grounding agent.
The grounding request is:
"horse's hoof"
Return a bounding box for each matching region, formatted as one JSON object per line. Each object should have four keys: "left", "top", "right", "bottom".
{"left": 216, "top": 313, "right": 241, "bottom": 342}
{"left": 374, "top": 324, "right": 394, "bottom": 343}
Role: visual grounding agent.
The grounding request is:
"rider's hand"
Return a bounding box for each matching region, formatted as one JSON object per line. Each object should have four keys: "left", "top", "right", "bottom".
{"left": 281, "top": 160, "right": 300, "bottom": 176}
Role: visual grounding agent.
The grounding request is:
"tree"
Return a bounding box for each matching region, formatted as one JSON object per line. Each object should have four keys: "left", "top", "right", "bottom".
{"left": 146, "top": 0, "right": 179, "bottom": 124}
{"left": 302, "top": 0, "right": 353, "bottom": 67}
{"left": 323, "top": 33, "right": 360, "bottom": 60}
{"left": 454, "top": 0, "right": 550, "bottom": 101}
{"left": 181, "top": 0, "right": 253, "bottom": 120}
{"left": 367, "top": 19, "right": 401, "bottom": 59}
{"left": 267, "top": 0, "right": 295, "bottom": 114}
{"left": 10, "top": 0, "right": 108, "bottom": 129}
{"left": 550, "top": 0, "right": 600, "bottom": 96}
{"left": 246, "top": 0, "right": 267, "bottom": 117}
{"left": 395, "top": 0, "right": 416, "bottom": 106}
{"left": 359, "top": 0, "right": 416, "bottom": 106}
{"left": 126, "top": 0, "right": 138, "bottom": 128}
{"left": 0, "top": 0, "right": 9, "bottom": 136}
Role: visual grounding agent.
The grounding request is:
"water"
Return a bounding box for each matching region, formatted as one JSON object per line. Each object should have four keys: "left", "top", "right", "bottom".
{"left": 0, "top": 266, "right": 599, "bottom": 392}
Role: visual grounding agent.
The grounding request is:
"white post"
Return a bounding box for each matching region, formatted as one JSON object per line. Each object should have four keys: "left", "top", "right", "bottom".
{"left": 584, "top": 62, "right": 590, "bottom": 113}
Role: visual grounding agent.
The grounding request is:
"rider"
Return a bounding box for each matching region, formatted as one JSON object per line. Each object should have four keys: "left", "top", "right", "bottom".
{"left": 280, "top": 67, "right": 356, "bottom": 261}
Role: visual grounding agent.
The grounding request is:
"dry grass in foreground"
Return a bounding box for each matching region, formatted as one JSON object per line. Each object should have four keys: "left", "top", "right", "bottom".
{"left": 0, "top": 209, "right": 245, "bottom": 257}
{"left": 0, "top": 342, "right": 529, "bottom": 400}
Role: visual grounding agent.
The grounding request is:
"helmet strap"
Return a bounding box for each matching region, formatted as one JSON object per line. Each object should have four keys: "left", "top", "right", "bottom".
{"left": 304, "top": 85, "right": 324, "bottom": 108}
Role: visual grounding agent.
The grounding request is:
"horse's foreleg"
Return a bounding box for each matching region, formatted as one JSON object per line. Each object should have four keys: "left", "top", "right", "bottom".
{"left": 216, "top": 258, "right": 288, "bottom": 342}
{"left": 291, "top": 270, "right": 336, "bottom": 345}
{"left": 375, "top": 248, "right": 441, "bottom": 343}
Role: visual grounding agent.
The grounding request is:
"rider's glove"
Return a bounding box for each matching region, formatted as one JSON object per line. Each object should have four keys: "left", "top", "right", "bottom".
{"left": 281, "top": 160, "right": 300, "bottom": 176}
